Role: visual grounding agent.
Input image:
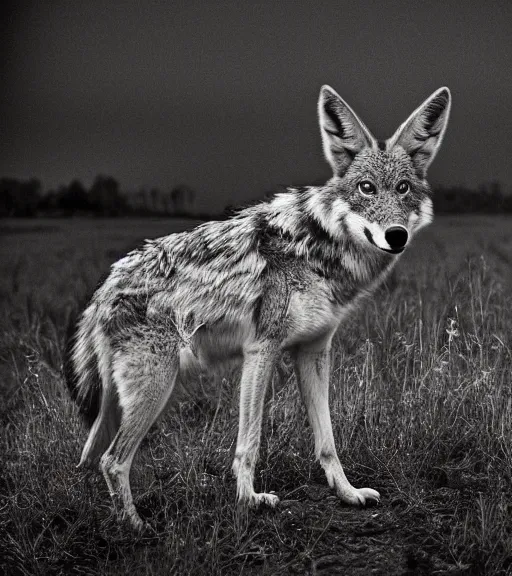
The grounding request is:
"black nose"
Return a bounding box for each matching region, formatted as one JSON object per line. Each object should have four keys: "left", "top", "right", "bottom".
{"left": 385, "top": 226, "right": 408, "bottom": 250}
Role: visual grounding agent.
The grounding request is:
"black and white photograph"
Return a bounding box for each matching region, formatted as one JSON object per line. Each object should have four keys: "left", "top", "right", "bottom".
{"left": 1, "top": 1, "right": 511, "bottom": 574}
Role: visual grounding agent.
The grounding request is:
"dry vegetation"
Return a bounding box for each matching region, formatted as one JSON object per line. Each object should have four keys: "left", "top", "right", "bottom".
{"left": 1, "top": 216, "right": 512, "bottom": 575}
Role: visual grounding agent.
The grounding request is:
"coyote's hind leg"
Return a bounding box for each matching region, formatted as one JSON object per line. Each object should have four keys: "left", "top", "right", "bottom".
{"left": 100, "top": 329, "right": 180, "bottom": 530}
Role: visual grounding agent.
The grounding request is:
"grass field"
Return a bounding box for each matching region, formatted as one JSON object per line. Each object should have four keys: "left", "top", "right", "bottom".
{"left": 1, "top": 215, "right": 512, "bottom": 575}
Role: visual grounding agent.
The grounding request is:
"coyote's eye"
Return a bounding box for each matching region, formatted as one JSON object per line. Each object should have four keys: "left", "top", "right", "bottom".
{"left": 358, "top": 180, "right": 377, "bottom": 196}
{"left": 396, "top": 180, "right": 410, "bottom": 195}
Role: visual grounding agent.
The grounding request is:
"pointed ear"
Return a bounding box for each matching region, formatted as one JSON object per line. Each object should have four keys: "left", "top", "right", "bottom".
{"left": 318, "top": 85, "right": 376, "bottom": 176}
{"left": 388, "top": 87, "right": 451, "bottom": 178}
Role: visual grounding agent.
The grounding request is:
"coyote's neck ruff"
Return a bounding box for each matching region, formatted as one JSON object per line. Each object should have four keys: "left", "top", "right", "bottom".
{"left": 67, "top": 84, "right": 451, "bottom": 530}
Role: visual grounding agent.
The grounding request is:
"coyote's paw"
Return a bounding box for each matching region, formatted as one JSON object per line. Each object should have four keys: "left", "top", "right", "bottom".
{"left": 247, "top": 491, "right": 280, "bottom": 508}
{"left": 324, "top": 463, "right": 380, "bottom": 507}
{"left": 352, "top": 487, "right": 380, "bottom": 507}
{"left": 339, "top": 487, "right": 380, "bottom": 507}
{"left": 120, "top": 510, "right": 148, "bottom": 533}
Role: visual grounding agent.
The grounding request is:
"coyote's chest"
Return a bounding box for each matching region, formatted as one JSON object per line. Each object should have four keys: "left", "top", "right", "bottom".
{"left": 282, "top": 285, "right": 347, "bottom": 347}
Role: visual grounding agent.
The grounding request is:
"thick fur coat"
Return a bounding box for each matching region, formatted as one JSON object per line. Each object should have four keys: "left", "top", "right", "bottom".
{"left": 66, "top": 84, "right": 451, "bottom": 529}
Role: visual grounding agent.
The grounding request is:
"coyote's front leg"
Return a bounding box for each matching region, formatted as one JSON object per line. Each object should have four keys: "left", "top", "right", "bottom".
{"left": 232, "top": 341, "right": 279, "bottom": 508}
{"left": 293, "top": 339, "right": 380, "bottom": 506}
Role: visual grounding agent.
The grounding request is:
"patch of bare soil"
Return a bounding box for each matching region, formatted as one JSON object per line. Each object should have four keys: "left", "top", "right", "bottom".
{"left": 253, "top": 483, "right": 473, "bottom": 576}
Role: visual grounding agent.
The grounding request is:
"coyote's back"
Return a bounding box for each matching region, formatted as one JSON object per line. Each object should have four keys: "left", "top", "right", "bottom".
{"left": 66, "top": 84, "right": 451, "bottom": 530}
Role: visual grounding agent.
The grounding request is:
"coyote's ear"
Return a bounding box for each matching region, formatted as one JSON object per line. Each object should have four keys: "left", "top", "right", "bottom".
{"left": 388, "top": 87, "right": 451, "bottom": 178}
{"left": 318, "top": 85, "right": 376, "bottom": 176}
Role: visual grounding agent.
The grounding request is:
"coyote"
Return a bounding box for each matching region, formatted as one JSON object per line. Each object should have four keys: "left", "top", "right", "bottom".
{"left": 66, "top": 84, "right": 451, "bottom": 529}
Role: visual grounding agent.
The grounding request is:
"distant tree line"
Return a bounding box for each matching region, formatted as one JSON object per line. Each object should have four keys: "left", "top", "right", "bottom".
{"left": 0, "top": 176, "right": 197, "bottom": 218}
{"left": 0, "top": 176, "right": 511, "bottom": 218}
{"left": 433, "top": 181, "right": 512, "bottom": 214}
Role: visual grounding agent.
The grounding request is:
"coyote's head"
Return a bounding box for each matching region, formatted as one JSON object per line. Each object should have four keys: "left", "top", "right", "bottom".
{"left": 318, "top": 85, "right": 451, "bottom": 254}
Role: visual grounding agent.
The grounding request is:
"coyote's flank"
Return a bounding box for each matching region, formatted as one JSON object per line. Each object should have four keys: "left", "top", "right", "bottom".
{"left": 66, "top": 84, "right": 451, "bottom": 530}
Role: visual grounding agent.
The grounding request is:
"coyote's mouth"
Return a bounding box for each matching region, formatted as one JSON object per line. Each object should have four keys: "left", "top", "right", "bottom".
{"left": 363, "top": 228, "right": 405, "bottom": 254}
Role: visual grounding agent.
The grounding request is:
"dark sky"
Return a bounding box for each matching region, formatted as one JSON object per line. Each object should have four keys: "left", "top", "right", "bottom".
{"left": 2, "top": 1, "right": 511, "bottom": 211}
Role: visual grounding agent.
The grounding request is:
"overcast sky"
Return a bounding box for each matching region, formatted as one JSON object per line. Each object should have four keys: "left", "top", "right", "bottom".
{"left": 2, "top": 1, "right": 511, "bottom": 210}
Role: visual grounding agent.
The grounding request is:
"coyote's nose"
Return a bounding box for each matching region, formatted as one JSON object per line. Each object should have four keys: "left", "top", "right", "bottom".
{"left": 385, "top": 226, "right": 408, "bottom": 250}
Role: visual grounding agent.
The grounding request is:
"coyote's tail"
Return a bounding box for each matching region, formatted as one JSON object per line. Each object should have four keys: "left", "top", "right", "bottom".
{"left": 64, "top": 306, "right": 101, "bottom": 426}
{"left": 64, "top": 305, "right": 120, "bottom": 466}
